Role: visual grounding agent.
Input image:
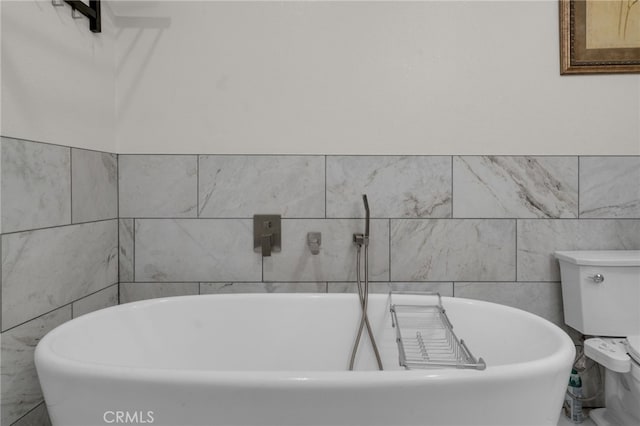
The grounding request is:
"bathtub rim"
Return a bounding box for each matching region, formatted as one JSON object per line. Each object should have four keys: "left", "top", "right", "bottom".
{"left": 35, "top": 293, "right": 576, "bottom": 385}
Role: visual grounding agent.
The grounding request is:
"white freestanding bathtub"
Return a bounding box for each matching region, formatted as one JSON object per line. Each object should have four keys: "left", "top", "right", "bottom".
{"left": 35, "top": 293, "right": 574, "bottom": 426}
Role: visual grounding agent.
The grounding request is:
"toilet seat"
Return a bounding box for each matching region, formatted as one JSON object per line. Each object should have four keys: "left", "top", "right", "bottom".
{"left": 626, "top": 335, "right": 640, "bottom": 364}
{"left": 584, "top": 336, "right": 640, "bottom": 371}
{"left": 584, "top": 338, "right": 631, "bottom": 372}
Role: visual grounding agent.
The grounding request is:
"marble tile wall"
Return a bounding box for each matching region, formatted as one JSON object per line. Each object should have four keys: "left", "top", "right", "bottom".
{"left": 1, "top": 138, "right": 71, "bottom": 233}
{"left": 2, "top": 144, "right": 639, "bottom": 425}
{"left": 119, "top": 154, "right": 640, "bottom": 333}
{"left": 1, "top": 137, "right": 118, "bottom": 425}
{"left": 199, "top": 155, "right": 325, "bottom": 217}
{"left": 1, "top": 307, "right": 71, "bottom": 426}
{"left": 579, "top": 157, "right": 640, "bottom": 218}
{"left": 2, "top": 220, "right": 118, "bottom": 329}
{"left": 452, "top": 156, "right": 578, "bottom": 218}
{"left": 119, "top": 155, "right": 197, "bottom": 218}
{"left": 326, "top": 156, "right": 451, "bottom": 218}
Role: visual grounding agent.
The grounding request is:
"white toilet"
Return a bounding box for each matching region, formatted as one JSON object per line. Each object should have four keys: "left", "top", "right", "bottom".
{"left": 556, "top": 250, "right": 640, "bottom": 426}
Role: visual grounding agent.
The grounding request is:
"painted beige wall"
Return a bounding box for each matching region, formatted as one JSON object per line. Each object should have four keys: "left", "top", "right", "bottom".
{"left": 1, "top": 0, "right": 116, "bottom": 152}
{"left": 1, "top": 1, "right": 638, "bottom": 155}
{"left": 115, "top": 1, "right": 640, "bottom": 155}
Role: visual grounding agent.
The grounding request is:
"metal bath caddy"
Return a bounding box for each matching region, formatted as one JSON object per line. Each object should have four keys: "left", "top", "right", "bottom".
{"left": 390, "top": 292, "right": 486, "bottom": 370}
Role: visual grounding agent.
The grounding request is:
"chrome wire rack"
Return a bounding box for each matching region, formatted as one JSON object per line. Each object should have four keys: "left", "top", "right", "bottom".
{"left": 390, "top": 292, "right": 486, "bottom": 370}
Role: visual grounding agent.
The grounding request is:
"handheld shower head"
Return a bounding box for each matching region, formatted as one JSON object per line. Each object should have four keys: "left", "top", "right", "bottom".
{"left": 362, "top": 194, "right": 370, "bottom": 238}
{"left": 352, "top": 195, "right": 371, "bottom": 247}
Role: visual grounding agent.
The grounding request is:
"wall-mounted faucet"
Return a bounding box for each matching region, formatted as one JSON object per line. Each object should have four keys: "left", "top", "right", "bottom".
{"left": 253, "top": 215, "right": 281, "bottom": 257}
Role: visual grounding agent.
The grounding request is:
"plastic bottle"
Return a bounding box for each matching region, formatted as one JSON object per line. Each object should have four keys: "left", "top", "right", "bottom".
{"left": 565, "top": 368, "right": 584, "bottom": 424}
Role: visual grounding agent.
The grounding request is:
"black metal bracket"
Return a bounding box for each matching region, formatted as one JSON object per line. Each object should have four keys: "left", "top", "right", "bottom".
{"left": 64, "top": 0, "right": 101, "bottom": 33}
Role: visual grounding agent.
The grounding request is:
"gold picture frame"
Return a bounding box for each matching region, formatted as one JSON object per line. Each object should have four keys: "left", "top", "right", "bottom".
{"left": 560, "top": 0, "right": 640, "bottom": 74}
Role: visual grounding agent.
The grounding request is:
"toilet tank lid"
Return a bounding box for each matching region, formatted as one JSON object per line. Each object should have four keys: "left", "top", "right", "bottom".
{"left": 554, "top": 250, "right": 640, "bottom": 266}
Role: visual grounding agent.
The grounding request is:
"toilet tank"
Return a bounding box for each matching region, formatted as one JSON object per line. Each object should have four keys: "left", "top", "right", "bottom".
{"left": 555, "top": 251, "right": 640, "bottom": 336}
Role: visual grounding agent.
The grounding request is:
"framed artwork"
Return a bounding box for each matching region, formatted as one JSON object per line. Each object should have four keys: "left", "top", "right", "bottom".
{"left": 560, "top": 0, "right": 640, "bottom": 74}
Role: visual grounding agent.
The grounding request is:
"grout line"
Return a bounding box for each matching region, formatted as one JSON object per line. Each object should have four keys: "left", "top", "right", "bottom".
{"left": 9, "top": 401, "right": 46, "bottom": 426}
{"left": 0, "top": 241, "right": 2, "bottom": 327}
{"left": 116, "top": 153, "right": 120, "bottom": 219}
{"left": 69, "top": 147, "right": 73, "bottom": 224}
{"left": 117, "top": 153, "right": 331, "bottom": 157}
{"left": 1, "top": 283, "right": 119, "bottom": 334}
{"left": 1, "top": 218, "right": 117, "bottom": 236}
{"left": 133, "top": 219, "right": 136, "bottom": 283}
{"left": 196, "top": 155, "right": 200, "bottom": 217}
{"left": 515, "top": 219, "right": 518, "bottom": 281}
{"left": 450, "top": 155, "right": 454, "bottom": 218}
{"left": 117, "top": 219, "right": 120, "bottom": 302}
{"left": 388, "top": 218, "right": 392, "bottom": 281}
{"left": 109, "top": 216, "right": 640, "bottom": 221}
{"left": 82, "top": 151, "right": 640, "bottom": 158}
{"left": 2, "top": 137, "right": 638, "bottom": 159}
{"left": 577, "top": 156, "right": 581, "bottom": 218}
{"left": 324, "top": 155, "right": 327, "bottom": 219}
{"left": 116, "top": 154, "right": 121, "bottom": 305}
{"left": 0, "top": 135, "right": 117, "bottom": 155}
{"left": 108, "top": 280, "right": 561, "bottom": 284}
